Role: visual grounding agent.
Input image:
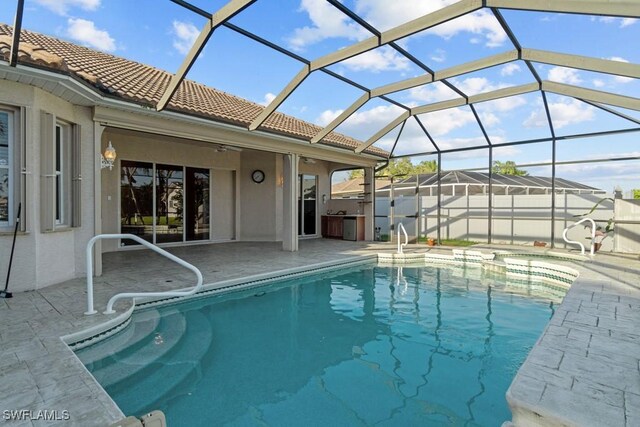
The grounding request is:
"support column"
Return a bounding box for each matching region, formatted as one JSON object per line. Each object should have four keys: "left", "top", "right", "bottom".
{"left": 93, "top": 123, "right": 106, "bottom": 276}
{"left": 283, "top": 153, "right": 299, "bottom": 251}
{"left": 364, "top": 167, "right": 375, "bottom": 241}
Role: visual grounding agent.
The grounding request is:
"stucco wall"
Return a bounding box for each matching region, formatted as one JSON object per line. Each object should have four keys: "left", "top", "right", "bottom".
{"left": 240, "top": 150, "right": 278, "bottom": 241}
{"left": 212, "top": 169, "right": 236, "bottom": 241}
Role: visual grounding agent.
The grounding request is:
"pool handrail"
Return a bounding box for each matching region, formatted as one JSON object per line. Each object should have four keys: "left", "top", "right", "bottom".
{"left": 562, "top": 217, "right": 596, "bottom": 256}
{"left": 397, "top": 222, "right": 408, "bottom": 254}
{"left": 85, "top": 233, "right": 203, "bottom": 315}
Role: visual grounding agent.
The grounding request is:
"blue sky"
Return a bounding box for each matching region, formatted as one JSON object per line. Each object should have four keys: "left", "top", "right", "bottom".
{"left": 2, "top": 0, "right": 639, "bottom": 192}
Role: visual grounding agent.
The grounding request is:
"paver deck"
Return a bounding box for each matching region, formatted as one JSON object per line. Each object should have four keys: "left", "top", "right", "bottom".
{"left": 0, "top": 240, "right": 638, "bottom": 426}
{"left": 499, "top": 251, "right": 640, "bottom": 427}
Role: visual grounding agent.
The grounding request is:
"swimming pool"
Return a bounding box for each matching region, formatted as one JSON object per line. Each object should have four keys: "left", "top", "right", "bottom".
{"left": 76, "top": 264, "right": 563, "bottom": 426}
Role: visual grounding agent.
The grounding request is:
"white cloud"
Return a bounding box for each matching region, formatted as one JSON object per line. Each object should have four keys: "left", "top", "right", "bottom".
{"left": 66, "top": 18, "right": 115, "bottom": 52}
{"left": 453, "top": 76, "right": 512, "bottom": 96}
{"left": 419, "top": 108, "right": 475, "bottom": 137}
{"left": 316, "top": 109, "right": 343, "bottom": 126}
{"left": 500, "top": 63, "right": 521, "bottom": 76}
{"left": 523, "top": 99, "right": 594, "bottom": 129}
{"left": 425, "top": 10, "right": 506, "bottom": 47}
{"left": 437, "top": 137, "right": 490, "bottom": 151}
{"left": 408, "top": 82, "right": 457, "bottom": 103}
{"left": 547, "top": 66, "right": 583, "bottom": 85}
{"left": 286, "top": 0, "right": 369, "bottom": 51}
{"left": 319, "top": 104, "right": 404, "bottom": 140}
{"left": 408, "top": 77, "right": 516, "bottom": 104}
{"left": 260, "top": 93, "right": 276, "bottom": 106}
{"left": 492, "top": 145, "right": 521, "bottom": 157}
{"left": 289, "top": 0, "right": 506, "bottom": 54}
{"left": 608, "top": 57, "right": 633, "bottom": 83}
{"left": 592, "top": 79, "right": 606, "bottom": 88}
{"left": 430, "top": 49, "right": 446, "bottom": 63}
{"left": 621, "top": 18, "right": 637, "bottom": 28}
{"left": 593, "top": 16, "right": 637, "bottom": 28}
{"left": 480, "top": 112, "right": 500, "bottom": 127}
{"left": 341, "top": 46, "right": 411, "bottom": 72}
{"left": 35, "top": 0, "right": 100, "bottom": 16}
{"left": 481, "top": 95, "right": 527, "bottom": 112}
{"left": 356, "top": 1, "right": 505, "bottom": 47}
{"left": 171, "top": 21, "right": 200, "bottom": 55}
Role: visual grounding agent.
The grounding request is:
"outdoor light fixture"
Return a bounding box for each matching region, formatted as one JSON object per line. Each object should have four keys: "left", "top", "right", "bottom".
{"left": 322, "top": 194, "right": 327, "bottom": 204}
{"left": 101, "top": 141, "right": 117, "bottom": 170}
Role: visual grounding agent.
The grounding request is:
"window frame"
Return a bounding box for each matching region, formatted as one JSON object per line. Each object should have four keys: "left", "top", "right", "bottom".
{"left": 330, "top": 168, "right": 366, "bottom": 200}
{"left": 53, "top": 121, "right": 73, "bottom": 227}
{"left": 41, "top": 112, "right": 79, "bottom": 232}
{"left": 0, "top": 107, "right": 14, "bottom": 227}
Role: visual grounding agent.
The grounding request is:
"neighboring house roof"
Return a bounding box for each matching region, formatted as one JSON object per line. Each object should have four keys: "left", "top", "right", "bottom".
{"left": 379, "top": 171, "right": 604, "bottom": 193}
{"left": 332, "top": 177, "right": 391, "bottom": 197}
{"left": 0, "top": 24, "right": 388, "bottom": 158}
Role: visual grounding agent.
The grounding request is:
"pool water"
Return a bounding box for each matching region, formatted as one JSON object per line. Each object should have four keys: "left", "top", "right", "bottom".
{"left": 76, "top": 264, "right": 562, "bottom": 426}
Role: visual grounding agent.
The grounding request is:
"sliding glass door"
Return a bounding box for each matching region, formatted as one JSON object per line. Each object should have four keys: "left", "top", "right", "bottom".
{"left": 298, "top": 174, "right": 317, "bottom": 236}
{"left": 120, "top": 161, "right": 153, "bottom": 245}
{"left": 155, "top": 164, "right": 183, "bottom": 244}
{"left": 120, "top": 161, "right": 210, "bottom": 245}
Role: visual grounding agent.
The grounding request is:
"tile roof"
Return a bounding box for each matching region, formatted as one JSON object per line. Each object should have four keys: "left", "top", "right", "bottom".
{"left": 0, "top": 24, "right": 388, "bottom": 158}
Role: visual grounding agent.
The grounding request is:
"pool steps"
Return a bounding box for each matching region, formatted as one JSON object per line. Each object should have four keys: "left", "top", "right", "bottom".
{"left": 77, "top": 309, "right": 161, "bottom": 365}
{"left": 87, "top": 309, "right": 213, "bottom": 417}
{"left": 86, "top": 310, "right": 186, "bottom": 388}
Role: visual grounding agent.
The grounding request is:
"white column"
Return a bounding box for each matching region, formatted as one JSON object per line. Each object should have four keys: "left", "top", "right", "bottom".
{"left": 283, "top": 153, "right": 299, "bottom": 251}
{"left": 94, "top": 123, "right": 105, "bottom": 276}
{"left": 364, "top": 167, "right": 375, "bottom": 241}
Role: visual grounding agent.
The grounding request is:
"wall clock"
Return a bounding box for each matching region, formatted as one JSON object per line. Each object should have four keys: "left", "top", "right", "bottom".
{"left": 252, "top": 169, "right": 265, "bottom": 183}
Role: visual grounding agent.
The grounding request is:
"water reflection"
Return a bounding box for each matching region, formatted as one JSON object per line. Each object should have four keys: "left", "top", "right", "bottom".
{"left": 77, "top": 265, "right": 562, "bottom": 427}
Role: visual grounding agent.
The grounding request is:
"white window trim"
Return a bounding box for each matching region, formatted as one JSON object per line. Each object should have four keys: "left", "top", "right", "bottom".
{"left": 0, "top": 108, "right": 14, "bottom": 227}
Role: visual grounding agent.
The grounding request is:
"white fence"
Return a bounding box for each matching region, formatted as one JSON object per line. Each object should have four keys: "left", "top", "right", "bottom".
{"left": 375, "top": 193, "right": 616, "bottom": 251}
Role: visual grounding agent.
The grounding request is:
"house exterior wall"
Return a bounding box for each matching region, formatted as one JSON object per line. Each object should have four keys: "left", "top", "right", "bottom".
{"left": 240, "top": 150, "right": 278, "bottom": 241}
{"left": 1, "top": 75, "right": 378, "bottom": 292}
{"left": 0, "top": 80, "right": 95, "bottom": 290}
{"left": 100, "top": 128, "right": 242, "bottom": 252}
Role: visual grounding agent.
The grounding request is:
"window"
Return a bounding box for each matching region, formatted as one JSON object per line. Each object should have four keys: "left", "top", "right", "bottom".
{"left": 41, "top": 112, "right": 80, "bottom": 231}
{"left": 55, "top": 124, "right": 65, "bottom": 225}
{"left": 330, "top": 169, "right": 365, "bottom": 199}
{"left": 0, "top": 109, "right": 12, "bottom": 226}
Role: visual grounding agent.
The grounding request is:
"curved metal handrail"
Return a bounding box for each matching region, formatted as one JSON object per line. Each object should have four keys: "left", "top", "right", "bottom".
{"left": 85, "top": 234, "right": 204, "bottom": 315}
{"left": 397, "top": 222, "right": 408, "bottom": 254}
{"left": 562, "top": 218, "right": 596, "bottom": 256}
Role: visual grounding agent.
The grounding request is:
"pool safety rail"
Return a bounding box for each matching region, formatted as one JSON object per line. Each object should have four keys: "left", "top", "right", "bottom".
{"left": 562, "top": 218, "right": 596, "bottom": 256}
{"left": 85, "top": 234, "right": 204, "bottom": 315}
{"left": 397, "top": 222, "right": 408, "bottom": 254}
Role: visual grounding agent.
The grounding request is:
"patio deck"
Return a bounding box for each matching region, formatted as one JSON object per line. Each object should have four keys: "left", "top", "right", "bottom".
{"left": 0, "top": 240, "right": 639, "bottom": 426}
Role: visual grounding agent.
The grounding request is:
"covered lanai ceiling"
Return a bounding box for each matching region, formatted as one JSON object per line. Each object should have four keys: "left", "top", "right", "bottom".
{"left": 6, "top": 0, "right": 640, "bottom": 161}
